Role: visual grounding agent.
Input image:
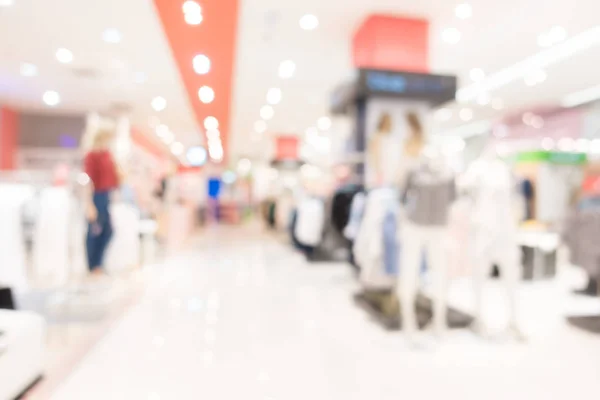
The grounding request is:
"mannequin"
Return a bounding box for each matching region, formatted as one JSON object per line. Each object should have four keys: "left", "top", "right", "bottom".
{"left": 464, "top": 145, "right": 524, "bottom": 339}
{"left": 368, "top": 112, "right": 424, "bottom": 188}
{"left": 398, "top": 146, "right": 456, "bottom": 340}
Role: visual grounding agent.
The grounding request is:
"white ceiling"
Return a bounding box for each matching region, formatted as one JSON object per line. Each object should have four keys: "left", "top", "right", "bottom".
{"left": 0, "top": 0, "right": 198, "bottom": 149}
{"left": 2, "top": 0, "right": 600, "bottom": 162}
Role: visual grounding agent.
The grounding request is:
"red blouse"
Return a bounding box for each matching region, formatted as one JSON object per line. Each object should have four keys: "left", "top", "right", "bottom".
{"left": 84, "top": 150, "right": 119, "bottom": 192}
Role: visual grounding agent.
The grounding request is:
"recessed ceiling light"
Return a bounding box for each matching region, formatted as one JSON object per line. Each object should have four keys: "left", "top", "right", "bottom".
{"left": 204, "top": 116, "right": 219, "bottom": 131}
{"left": 152, "top": 96, "right": 167, "bottom": 111}
{"left": 156, "top": 124, "right": 169, "bottom": 138}
{"left": 541, "top": 137, "right": 555, "bottom": 151}
{"left": 266, "top": 88, "right": 282, "bottom": 105}
{"left": 459, "top": 108, "right": 473, "bottom": 121}
{"left": 184, "top": 12, "right": 203, "bottom": 25}
{"left": 558, "top": 137, "right": 575, "bottom": 152}
{"left": 56, "top": 48, "right": 73, "bottom": 64}
{"left": 260, "top": 105, "right": 274, "bottom": 120}
{"left": 299, "top": 14, "right": 318, "bottom": 31}
{"left": 254, "top": 120, "right": 267, "bottom": 134}
{"left": 206, "top": 129, "right": 220, "bottom": 141}
{"left": 469, "top": 68, "right": 485, "bottom": 82}
{"left": 20, "top": 63, "right": 38, "bottom": 77}
{"left": 522, "top": 112, "right": 535, "bottom": 125}
{"left": 442, "top": 28, "right": 461, "bottom": 44}
{"left": 182, "top": 1, "right": 201, "bottom": 14}
{"left": 0, "top": 0, "right": 14, "bottom": 7}
{"left": 134, "top": 72, "right": 147, "bottom": 83}
{"left": 162, "top": 130, "right": 174, "bottom": 144}
{"left": 435, "top": 108, "right": 452, "bottom": 121}
{"left": 531, "top": 116, "right": 545, "bottom": 129}
{"left": 102, "top": 28, "right": 122, "bottom": 44}
{"left": 43, "top": 91, "right": 61, "bottom": 107}
{"left": 279, "top": 60, "right": 296, "bottom": 79}
{"left": 171, "top": 142, "right": 184, "bottom": 156}
{"left": 455, "top": 3, "right": 473, "bottom": 19}
{"left": 476, "top": 93, "right": 490, "bottom": 106}
{"left": 491, "top": 98, "right": 504, "bottom": 110}
{"left": 317, "top": 116, "right": 332, "bottom": 130}
{"left": 193, "top": 54, "right": 210, "bottom": 75}
{"left": 198, "top": 86, "right": 215, "bottom": 104}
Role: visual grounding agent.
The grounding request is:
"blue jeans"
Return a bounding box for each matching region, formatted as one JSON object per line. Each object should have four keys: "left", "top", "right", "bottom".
{"left": 86, "top": 191, "right": 113, "bottom": 271}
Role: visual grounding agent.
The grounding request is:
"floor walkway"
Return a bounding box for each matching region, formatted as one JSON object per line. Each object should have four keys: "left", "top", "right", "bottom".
{"left": 50, "top": 227, "right": 600, "bottom": 399}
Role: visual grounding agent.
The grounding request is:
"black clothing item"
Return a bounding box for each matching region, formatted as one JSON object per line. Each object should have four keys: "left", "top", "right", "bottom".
{"left": 330, "top": 185, "right": 363, "bottom": 234}
{"left": 0, "top": 287, "right": 15, "bottom": 310}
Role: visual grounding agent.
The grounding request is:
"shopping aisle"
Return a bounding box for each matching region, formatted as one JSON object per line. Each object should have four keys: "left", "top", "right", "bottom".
{"left": 50, "top": 227, "right": 600, "bottom": 400}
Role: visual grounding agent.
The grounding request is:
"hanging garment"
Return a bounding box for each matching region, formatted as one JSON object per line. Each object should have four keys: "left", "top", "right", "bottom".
{"left": 354, "top": 188, "right": 397, "bottom": 290}
{"left": 33, "top": 187, "right": 71, "bottom": 287}
{"left": 343, "top": 191, "right": 366, "bottom": 240}
{"left": 563, "top": 209, "right": 600, "bottom": 280}
{"left": 446, "top": 198, "right": 474, "bottom": 278}
{"left": 0, "top": 184, "right": 34, "bottom": 292}
{"left": 330, "top": 185, "right": 363, "bottom": 234}
{"left": 294, "top": 197, "right": 325, "bottom": 247}
{"left": 105, "top": 203, "right": 141, "bottom": 274}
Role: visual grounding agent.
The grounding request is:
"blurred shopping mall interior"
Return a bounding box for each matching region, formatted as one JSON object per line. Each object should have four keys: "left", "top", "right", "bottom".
{"left": 1, "top": 0, "right": 600, "bottom": 398}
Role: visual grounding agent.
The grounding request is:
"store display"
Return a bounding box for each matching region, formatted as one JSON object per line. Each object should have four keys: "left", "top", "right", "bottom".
{"left": 0, "top": 310, "right": 45, "bottom": 400}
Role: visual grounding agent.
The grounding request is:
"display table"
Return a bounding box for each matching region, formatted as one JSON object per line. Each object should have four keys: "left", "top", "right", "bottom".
{"left": 0, "top": 310, "right": 45, "bottom": 399}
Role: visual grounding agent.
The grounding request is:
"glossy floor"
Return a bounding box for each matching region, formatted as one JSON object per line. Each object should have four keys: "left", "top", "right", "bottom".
{"left": 49, "top": 227, "right": 600, "bottom": 400}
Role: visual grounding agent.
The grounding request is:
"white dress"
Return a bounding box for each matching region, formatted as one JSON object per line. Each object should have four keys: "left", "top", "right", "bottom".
{"left": 0, "top": 184, "right": 34, "bottom": 292}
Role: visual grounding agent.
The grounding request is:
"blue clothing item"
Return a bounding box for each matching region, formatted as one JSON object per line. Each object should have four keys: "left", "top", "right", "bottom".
{"left": 86, "top": 191, "right": 113, "bottom": 271}
{"left": 578, "top": 197, "right": 600, "bottom": 211}
{"left": 383, "top": 209, "right": 398, "bottom": 276}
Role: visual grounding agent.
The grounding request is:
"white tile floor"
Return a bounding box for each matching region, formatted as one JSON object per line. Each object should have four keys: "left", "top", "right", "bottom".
{"left": 49, "top": 227, "right": 600, "bottom": 400}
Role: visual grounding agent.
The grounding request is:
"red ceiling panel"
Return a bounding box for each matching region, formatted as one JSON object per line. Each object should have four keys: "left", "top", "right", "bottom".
{"left": 153, "top": 0, "right": 239, "bottom": 163}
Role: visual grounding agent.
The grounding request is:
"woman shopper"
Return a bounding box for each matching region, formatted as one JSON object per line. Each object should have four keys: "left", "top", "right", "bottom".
{"left": 84, "top": 129, "right": 120, "bottom": 277}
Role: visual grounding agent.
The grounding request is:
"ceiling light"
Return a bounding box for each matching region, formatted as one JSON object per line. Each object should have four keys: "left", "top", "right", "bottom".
{"left": 20, "top": 63, "right": 38, "bottom": 77}
{"left": 204, "top": 116, "right": 219, "bottom": 130}
{"left": 193, "top": 54, "right": 211, "bottom": 74}
{"left": 558, "top": 137, "right": 575, "bottom": 152}
{"left": 182, "top": 1, "right": 201, "bottom": 14}
{"left": 171, "top": 142, "right": 184, "bottom": 156}
{"left": 522, "top": 112, "right": 535, "bottom": 125}
{"left": 198, "top": 86, "right": 215, "bottom": 104}
{"left": 442, "top": 28, "right": 461, "bottom": 44}
{"left": 102, "top": 28, "right": 122, "bottom": 44}
{"left": 209, "top": 144, "right": 224, "bottom": 162}
{"left": 266, "top": 88, "right": 282, "bottom": 105}
{"left": 56, "top": 48, "right": 73, "bottom": 64}
{"left": 435, "top": 108, "right": 452, "bottom": 121}
{"left": 206, "top": 129, "right": 220, "bottom": 141}
{"left": 156, "top": 124, "right": 169, "bottom": 138}
{"left": 524, "top": 69, "right": 547, "bottom": 86}
{"left": 43, "top": 91, "right": 61, "bottom": 107}
{"left": 186, "top": 146, "right": 207, "bottom": 166}
{"left": 549, "top": 26, "right": 567, "bottom": 44}
{"left": 491, "top": 98, "right": 504, "bottom": 110}
{"left": 459, "top": 108, "right": 473, "bottom": 121}
{"left": 151, "top": 96, "right": 167, "bottom": 111}
{"left": 279, "top": 60, "right": 296, "bottom": 79}
{"left": 185, "top": 12, "right": 203, "bottom": 25}
{"left": 575, "top": 138, "right": 590, "bottom": 153}
{"left": 299, "top": 14, "right": 319, "bottom": 31}
{"left": 162, "top": 131, "right": 174, "bottom": 144}
{"left": 476, "top": 93, "right": 490, "bottom": 106}
{"left": 254, "top": 120, "right": 267, "bottom": 133}
{"left": 260, "top": 105, "right": 274, "bottom": 120}
{"left": 457, "top": 27, "right": 600, "bottom": 103}
{"left": 469, "top": 68, "right": 485, "bottom": 82}
{"left": 541, "top": 137, "right": 555, "bottom": 151}
{"left": 531, "top": 116, "right": 545, "bottom": 129}
{"left": 134, "top": 72, "right": 147, "bottom": 83}
{"left": 561, "top": 84, "right": 600, "bottom": 108}
{"left": 455, "top": 3, "right": 473, "bottom": 19}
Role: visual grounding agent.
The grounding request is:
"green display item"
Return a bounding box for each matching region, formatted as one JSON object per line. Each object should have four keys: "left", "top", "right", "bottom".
{"left": 510, "top": 151, "right": 587, "bottom": 165}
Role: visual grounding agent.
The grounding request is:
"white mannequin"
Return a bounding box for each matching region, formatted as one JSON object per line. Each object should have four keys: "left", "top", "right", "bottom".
{"left": 463, "top": 146, "right": 524, "bottom": 339}
{"left": 398, "top": 146, "right": 455, "bottom": 341}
